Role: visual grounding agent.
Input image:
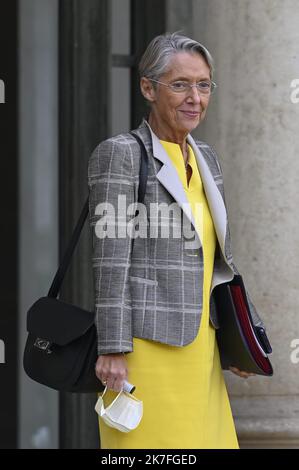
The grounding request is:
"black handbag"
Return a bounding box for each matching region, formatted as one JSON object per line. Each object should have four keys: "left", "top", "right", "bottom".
{"left": 23, "top": 132, "right": 149, "bottom": 393}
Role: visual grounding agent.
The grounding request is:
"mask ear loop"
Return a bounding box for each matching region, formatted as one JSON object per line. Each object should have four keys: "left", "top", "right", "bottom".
{"left": 97, "top": 386, "right": 124, "bottom": 417}
{"left": 102, "top": 385, "right": 141, "bottom": 401}
{"left": 96, "top": 385, "right": 142, "bottom": 415}
{"left": 95, "top": 386, "right": 144, "bottom": 432}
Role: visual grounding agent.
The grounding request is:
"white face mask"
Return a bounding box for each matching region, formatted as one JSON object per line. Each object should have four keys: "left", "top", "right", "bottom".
{"left": 95, "top": 386, "right": 143, "bottom": 433}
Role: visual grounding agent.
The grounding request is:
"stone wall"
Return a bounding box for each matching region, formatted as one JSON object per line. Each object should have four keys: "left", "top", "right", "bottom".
{"left": 167, "top": 0, "right": 299, "bottom": 448}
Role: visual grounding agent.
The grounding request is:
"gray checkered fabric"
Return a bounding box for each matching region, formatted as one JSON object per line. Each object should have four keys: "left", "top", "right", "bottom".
{"left": 87, "top": 119, "right": 265, "bottom": 355}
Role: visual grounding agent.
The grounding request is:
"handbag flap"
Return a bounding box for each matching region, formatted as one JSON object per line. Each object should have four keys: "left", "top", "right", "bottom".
{"left": 26, "top": 297, "right": 95, "bottom": 346}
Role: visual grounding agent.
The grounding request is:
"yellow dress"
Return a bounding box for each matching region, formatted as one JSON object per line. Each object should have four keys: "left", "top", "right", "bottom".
{"left": 98, "top": 141, "right": 239, "bottom": 449}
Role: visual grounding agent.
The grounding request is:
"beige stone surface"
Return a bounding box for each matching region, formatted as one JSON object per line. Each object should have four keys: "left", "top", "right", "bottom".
{"left": 168, "top": 0, "right": 299, "bottom": 447}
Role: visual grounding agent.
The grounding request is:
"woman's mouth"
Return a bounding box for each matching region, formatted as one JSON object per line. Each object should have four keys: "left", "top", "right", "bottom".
{"left": 180, "top": 111, "right": 201, "bottom": 118}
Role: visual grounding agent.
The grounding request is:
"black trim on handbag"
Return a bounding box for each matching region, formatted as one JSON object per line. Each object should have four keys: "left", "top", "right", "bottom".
{"left": 23, "top": 132, "right": 149, "bottom": 393}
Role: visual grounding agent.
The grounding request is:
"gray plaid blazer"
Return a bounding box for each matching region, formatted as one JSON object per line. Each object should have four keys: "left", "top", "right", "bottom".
{"left": 88, "top": 119, "right": 265, "bottom": 355}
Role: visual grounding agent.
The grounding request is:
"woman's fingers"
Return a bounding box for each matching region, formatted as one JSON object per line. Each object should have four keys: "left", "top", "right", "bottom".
{"left": 107, "top": 376, "right": 118, "bottom": 392}
{"left": 229, "top": 366, "right": 256, "bottom": 378}
{"left": 95, "top": 353, "right": 128, "bottom": 391}
{"left": 113, "top": 377, "right": 126, "bottom": 393}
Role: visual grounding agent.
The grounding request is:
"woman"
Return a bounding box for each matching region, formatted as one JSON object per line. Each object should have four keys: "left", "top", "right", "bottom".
{"left": 88, "top": 32, "right": 266, "bottom": 449}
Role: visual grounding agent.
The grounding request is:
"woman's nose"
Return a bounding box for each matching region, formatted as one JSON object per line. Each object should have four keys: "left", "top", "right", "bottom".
{"left": 187, "top": 86, "right": 202, "bottom": 103}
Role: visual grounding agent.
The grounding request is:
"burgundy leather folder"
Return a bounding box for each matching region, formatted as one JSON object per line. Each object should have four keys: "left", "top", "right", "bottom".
{"left": 213, "top": 274, "right": 273, "bottom": 376}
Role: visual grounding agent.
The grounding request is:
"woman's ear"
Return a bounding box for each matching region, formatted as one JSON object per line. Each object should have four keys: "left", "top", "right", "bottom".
{"left": 140, "top": 77, "right": 156, "bottom": 103}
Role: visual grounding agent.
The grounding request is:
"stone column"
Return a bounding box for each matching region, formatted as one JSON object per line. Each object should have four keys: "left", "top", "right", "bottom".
{"left": 168, "top": 0, "right": 299, "bottom": 448}
{"left": 18, "top": 0, "right": 59, "bottom": 449}
{"left": 58, "top": 0, "right": 111, "bottom": 449}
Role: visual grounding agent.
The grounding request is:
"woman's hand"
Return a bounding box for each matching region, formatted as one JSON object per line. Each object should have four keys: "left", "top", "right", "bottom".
{"left": 95, "top": 353, "right": 128, "bottom": 392}
{"left": 229, "top": 366, "right": 256, "bottom": 379}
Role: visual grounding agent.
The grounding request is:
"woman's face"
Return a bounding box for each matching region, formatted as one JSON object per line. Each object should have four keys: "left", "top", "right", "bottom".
{"left": 142, "top": 52, "right": 212, "bottom": 136}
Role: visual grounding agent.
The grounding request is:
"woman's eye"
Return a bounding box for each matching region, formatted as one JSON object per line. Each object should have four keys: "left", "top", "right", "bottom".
{"left": 172, "top": 82, "right": 187, "bottom": 89}
{"left": 198, "top": 82, "right": 210, "bottom": 89}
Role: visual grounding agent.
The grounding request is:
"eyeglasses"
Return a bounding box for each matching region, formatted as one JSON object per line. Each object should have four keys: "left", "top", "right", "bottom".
{"left": 148, "top": 78, "right": 217, "bottom": 95}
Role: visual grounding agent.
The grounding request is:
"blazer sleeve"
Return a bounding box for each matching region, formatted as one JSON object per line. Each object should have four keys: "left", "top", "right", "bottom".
{"left": 87, "top": 138, "right": 135, "bottom": 355}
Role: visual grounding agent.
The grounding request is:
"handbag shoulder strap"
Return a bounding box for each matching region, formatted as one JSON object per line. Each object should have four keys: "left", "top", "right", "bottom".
{"left": 47, "top": 132, "right": 149, "bottom": 298}
{"left": 129, "top": 131, "right": 149, "bottom": 207}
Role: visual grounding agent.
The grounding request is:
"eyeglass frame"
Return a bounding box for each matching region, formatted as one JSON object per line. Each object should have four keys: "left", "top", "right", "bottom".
{"left": 147, "top": 78, "right": 217, "bottom": 95}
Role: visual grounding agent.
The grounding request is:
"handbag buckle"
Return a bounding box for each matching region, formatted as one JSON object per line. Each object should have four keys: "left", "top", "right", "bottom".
{"left": 34, "top": 338, "right": 53, "bottom": 354}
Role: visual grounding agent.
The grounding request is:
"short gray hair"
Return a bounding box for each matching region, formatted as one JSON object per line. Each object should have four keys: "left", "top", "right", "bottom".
{"left": 139, "top": 32, "right": 214, "bottom": 82}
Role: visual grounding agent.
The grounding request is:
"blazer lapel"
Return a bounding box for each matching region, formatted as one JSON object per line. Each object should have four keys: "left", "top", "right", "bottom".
{"left": 135, "top": 119, "right": 229, "bottom": 262}
{"left": 186, "top": 133, "right": 228, "bottom": 260}
{"left": 140, "top": 120, "right": 201, "bottom": 248}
